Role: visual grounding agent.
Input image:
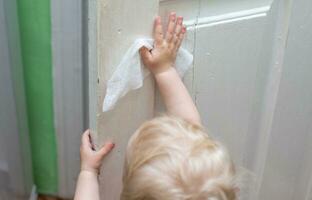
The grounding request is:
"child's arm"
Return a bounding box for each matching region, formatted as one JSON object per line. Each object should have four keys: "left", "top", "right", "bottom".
{"left": 74, "top": 130, "right": 114, "bottom": 200}
{"left": 140, "top": 13, "right": 201, "bottom": 125}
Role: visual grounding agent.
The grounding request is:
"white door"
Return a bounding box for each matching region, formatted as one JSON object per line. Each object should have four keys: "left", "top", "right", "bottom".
{"left": 159, "top": 0, "right": 312, "bottom": 199}
{"left": 90, "top": 0, "right": 312, "bottom": 199}
{"left": 159, "top": 1, "right": 273, "bottom": 199}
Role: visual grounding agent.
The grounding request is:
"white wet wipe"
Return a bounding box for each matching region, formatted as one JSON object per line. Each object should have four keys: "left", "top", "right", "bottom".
{"left": 102, "top": 38, "right": 193, "bottom": 112}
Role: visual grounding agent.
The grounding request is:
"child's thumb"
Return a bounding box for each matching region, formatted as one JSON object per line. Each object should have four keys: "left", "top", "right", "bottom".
{"left": 139, "top": 47, "right": 152, "bottom": 62}
{"left": 98, "top": 142, "right": 115, "bottom": 158}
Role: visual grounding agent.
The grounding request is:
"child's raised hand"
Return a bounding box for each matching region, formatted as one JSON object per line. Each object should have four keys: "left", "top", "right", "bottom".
{"left": 140, "top": 12, "right": 186, "bottom": 75}
{"left": 80, "top": 130, "right": 114, "bottom": 174}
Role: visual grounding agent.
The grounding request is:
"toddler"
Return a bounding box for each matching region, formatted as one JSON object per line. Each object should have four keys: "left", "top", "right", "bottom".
{"left": 74, "top": 12, "right": 238, "bottom": 200}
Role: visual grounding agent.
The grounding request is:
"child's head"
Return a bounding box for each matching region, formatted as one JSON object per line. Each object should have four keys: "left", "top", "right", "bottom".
{"left": 121, "top": 116, "right": 237, "bottom": 200}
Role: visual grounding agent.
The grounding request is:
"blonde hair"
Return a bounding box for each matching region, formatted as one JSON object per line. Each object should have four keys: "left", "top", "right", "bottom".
{"left": 121, "top": 116, "right": 237, "bottom": 200}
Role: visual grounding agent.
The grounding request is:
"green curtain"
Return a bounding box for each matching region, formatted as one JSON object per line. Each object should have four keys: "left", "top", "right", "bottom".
{"left": 17, "top": 0, "right": 58, "bottom": 195}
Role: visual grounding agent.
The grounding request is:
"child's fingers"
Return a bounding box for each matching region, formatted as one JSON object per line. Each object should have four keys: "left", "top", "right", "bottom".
{"left": 165, "top": 12, "right": 176, "bottom": 42}
{"left": 171, "top": 35, "right": 178, "bottom": 50}
{"left": 171, "top": 17, "right": 183, "bottom": 49}
{"left": 154, "top": 16, "right": 164, "bottom": 46}
{"left": 174, "top": 16, "right": 183, "bottom": 39}
{"left": 81, "top": 129, "right": 92, "bottom": 149}
{"left": 175, "top": 26, "right": 186, "bottom": 51}
{"left": 174, "top": 17, "right": 183, "bottom": 47}
{"left": 98, "top": 142, "right": 115, "bottom": 158}
{"left": 88, "top": 133, "right": 96, "bottom": 150}
{"left": 139, "top": 47, "right": 152, "bottom": 64}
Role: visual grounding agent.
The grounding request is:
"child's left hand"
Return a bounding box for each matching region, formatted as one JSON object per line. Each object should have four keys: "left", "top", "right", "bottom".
{"left": 80, "top": 129, "right": 115, "bottom": 174}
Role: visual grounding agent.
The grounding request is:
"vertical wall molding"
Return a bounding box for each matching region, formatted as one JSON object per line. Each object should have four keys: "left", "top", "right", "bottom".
{"left": 88, "top": 0, "right": 159, "bottom": 199}
{"left": 87, "top": 0, "right": 98, "bottom": 136}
